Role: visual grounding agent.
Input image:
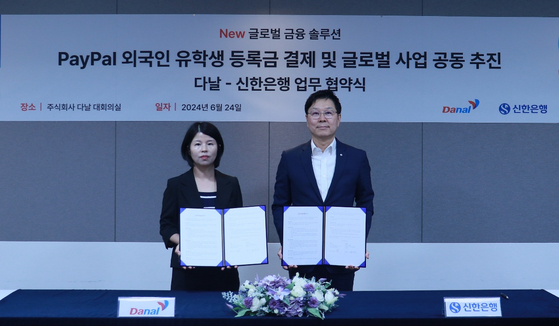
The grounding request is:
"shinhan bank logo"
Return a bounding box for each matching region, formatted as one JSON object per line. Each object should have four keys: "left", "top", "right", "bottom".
{"left": 442, "top": 99, "right": 480, "bottom": 113}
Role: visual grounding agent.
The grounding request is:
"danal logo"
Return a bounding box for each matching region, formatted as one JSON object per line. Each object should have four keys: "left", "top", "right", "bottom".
{"left": 442, "top": 99, "right": 480, "bottom": 113}
{"left": 129, "top": 300, "right": 169, "bottom": 316}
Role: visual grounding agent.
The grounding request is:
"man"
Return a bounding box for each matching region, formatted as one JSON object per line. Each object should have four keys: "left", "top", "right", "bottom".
{"left": 273, "top": 89, "right": 374, "bottom": 291}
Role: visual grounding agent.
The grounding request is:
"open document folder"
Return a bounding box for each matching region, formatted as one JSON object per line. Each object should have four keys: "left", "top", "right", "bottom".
{"left": 282, "top": 206, "right": 366, "bottom": 267}
{"left": 179, "top": 206, "right": 268, "bottom": 267}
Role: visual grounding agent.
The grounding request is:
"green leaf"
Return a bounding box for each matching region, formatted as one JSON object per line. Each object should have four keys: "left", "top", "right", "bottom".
{"left": 307, "top": 308, "right": 324, "bottom": 319}
{"left": 235, "top": 309, "right": 250, "bottom": 317}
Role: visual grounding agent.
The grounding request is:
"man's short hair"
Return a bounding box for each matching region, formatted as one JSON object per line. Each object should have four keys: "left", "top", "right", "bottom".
{"left": 304, "top": 89, "right": 342, "bottom": 115}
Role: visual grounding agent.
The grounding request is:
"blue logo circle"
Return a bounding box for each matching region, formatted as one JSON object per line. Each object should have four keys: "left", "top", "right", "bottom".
{"left": 499, "top": 103, "right": 511, "bottom": 115}
{"left": 449, "top": 302, "right": 461, "bottom": 313}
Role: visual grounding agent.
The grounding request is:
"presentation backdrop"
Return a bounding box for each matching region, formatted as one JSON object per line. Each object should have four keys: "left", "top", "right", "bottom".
{"left": 1, "top": 6, "right": 559, "bottom": 293}
{"left": 1, "top": 14, "right": 558, "bottom": 122}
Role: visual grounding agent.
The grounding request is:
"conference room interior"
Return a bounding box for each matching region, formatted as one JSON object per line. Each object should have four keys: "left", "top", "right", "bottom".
{"left": 1, "top": 1, "right": 559, "bottom": 325}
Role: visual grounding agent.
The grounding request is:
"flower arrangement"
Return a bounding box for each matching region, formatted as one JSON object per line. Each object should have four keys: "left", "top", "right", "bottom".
{"left": 222, "top": 273, "right": 343, "bottom": 319}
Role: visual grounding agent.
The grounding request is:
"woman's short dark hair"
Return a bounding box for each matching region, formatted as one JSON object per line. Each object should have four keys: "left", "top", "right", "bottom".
{"left": 181, "top": 122, "right": 225, "bottom": 168}
{"left": 304, "top": 89, "right": 342, "bottom": 115}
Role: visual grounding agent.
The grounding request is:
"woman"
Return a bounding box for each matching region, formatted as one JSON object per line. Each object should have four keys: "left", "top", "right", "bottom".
{"left": 159, "top": 122, "right": 242, "bottom": 291}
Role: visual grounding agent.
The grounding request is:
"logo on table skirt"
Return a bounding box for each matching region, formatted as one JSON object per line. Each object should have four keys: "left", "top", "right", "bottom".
{"left": 449, "top": 302, "right": 461, "bottom": 313}
{"left": 129, "top": 300, "right": 169, "bottom": 315}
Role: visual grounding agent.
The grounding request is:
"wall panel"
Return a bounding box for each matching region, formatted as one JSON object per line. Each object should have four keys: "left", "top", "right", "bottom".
{"left": 117, "top": 0, "right": 270, "bottom": 15}
{"left": 424, "top": 0, "right": 559, "bottom": 17}
{"left": 423, "top": 123, "right": 559, "bottom": 243}
{"left": 269, "top": 0, "right": 422, "bottom": 15}
{"left": 0, "top": 122, "right": 116, "bottom": 241}
{"left": 0, "top": 0, "right": 117, "bottom": 14}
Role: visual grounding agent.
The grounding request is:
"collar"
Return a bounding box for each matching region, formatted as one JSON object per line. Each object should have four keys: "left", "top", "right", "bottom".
{"left": 311, "top": 138, "right": 337, "bottom": 154}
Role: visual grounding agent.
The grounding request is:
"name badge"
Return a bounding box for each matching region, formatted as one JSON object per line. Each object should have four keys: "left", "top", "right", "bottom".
{"left": 118, "top": 297, "right": 175, "bottom": 317}
{"left": 444, "top": 297, "right": 502, "bottom": 317}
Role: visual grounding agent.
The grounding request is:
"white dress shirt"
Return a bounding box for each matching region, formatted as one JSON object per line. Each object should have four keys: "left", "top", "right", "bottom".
{"left": 311, "top": 139, "right": 337, "bottom": 201}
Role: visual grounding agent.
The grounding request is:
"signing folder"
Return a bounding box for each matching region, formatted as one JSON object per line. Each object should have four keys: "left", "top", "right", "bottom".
{"left": 179, "top": 206, "right": 268, "bottom": 267}
{"left": 282, "top": 206, "right": 366, "bottom": 267}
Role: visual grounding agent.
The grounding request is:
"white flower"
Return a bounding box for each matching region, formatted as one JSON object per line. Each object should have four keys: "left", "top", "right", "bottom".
{"left": 325, "top": 289, "right": 338, "bottom": 305}
{"left": 250, "top": 297, "right": 266, "bottom": 312}
{"left": 312, "top": 289, "right": 325, "bottom": 302}
{"left": 291, "top": 285, "right": 306, "bottom": 297}
{"left": 292, "top": 274, "right": 307, "bottom": 288}
{"left": 247, "top": 288, "right": 258, "bottom": 297}
{"left": 240, "top": 280, "right": 255, "bottom": 292}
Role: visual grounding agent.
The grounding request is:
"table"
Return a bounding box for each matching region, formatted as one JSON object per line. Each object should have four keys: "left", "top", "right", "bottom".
{"left": 1, "top": 289, "right": 559, "bottom": 325}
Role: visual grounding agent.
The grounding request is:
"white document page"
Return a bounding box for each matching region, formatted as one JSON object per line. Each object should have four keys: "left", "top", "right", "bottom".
{"left": 324, "top": 206, "right": 366, "bottom": 267}
{"left": 223, "top": 206, "right": 268, "bottom": 266}
{"left": 179, "top": 208, "right": 223, "bottom": 267}
{"left": 282, "top": 206, "right": 323, "bottom": 266}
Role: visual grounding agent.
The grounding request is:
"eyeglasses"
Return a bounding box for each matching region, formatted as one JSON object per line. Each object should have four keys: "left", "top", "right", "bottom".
{"left": 307, "top": 110, "right": 338, "bottom": 120}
